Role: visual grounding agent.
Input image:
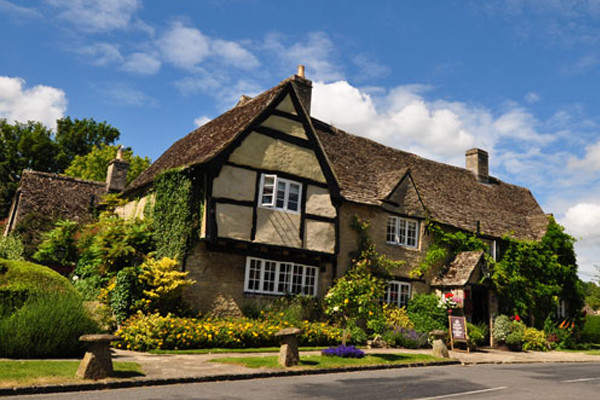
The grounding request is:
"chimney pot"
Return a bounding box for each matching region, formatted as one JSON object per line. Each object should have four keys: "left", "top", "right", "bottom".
{"left": 466, "top": 148, "right": 489, "bottom": 183}
{"left": 297, "top": 65, "right": 305, "bottom": 78}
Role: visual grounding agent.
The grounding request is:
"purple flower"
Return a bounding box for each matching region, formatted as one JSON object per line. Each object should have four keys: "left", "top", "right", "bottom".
{"left": 321, "top": 345, "right": 365, "bottom": 358}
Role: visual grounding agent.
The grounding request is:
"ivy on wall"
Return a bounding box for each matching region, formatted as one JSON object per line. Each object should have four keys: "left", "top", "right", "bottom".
{"left": 411, "top": 218, "right": 584, "bottom": 326}
{"left": 492, "top": 216, "right": 583, "bottom": 326}
{"left": 152, "top": 168, "right": 204, "bottom": 262}
{"left": 410, "top": 222, "right": 487, "bottom": 279}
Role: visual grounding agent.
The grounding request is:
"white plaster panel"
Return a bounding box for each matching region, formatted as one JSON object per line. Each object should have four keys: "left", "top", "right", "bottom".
{"left": 216, "top": 203, "right": 253, "bottom": 241}
{"left": 305, "top": 220, "right": 335, "bottom": 254}
{"left": 261, "top": 115, "right": 307, "bottom": 140}
{"left": 212, "top": 165, "right": 256, "bottom": 202}
{"left": 228, "top": 132, "right": 326, "bottom": 183}
{"left": 306, "top": 185, "right": 336, "bottom": 218}
{"left": 254, "top": 207, "right": 302, "bottom": 248}
{"left": 275, "top": 94, "right": 298, "bottom": 115}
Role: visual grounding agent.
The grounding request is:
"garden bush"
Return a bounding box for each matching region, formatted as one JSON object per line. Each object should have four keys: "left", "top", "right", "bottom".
{"left": 522, "top": 327, "right": 548, "bottom": 351}
{"left": 0, "top": 293, "right": 98, "bottom": 358}
{"left": 581, "top": 315, "right": 600, "bottom": 344}
{"left": 382, "top": 328, "right": 428, "bottom": 349}
{"left": 0, "top": 259, "right": 99, "bottom": 358}
{"left": 406, "top": 293, "right": 448, "bottom": 334}
{"left": 543, "top": 317, "right": 576, "bottom": 349}
{"left": 467, "top": 322, "right": 488, "bottom": 348}
{"left": 492, "top": 315, "right": 512, "bottom": 343}
{"left": 0, "top": 259, "right": 80, "bottom": 312}
{"left": 115, "top": 312, "right": 343, "bottom": 351}
{"left": 0, "top": 235, "right": 24, "bottom": 260}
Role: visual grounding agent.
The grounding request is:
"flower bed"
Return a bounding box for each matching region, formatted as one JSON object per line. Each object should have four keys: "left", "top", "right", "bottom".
{"left": 321, "top": 345, "right": 365, "bottom": 358}
{"left": 115, "top": 312, "right": 343, "bottom": 351}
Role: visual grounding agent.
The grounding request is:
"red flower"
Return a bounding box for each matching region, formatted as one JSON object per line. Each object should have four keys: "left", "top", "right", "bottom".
{"left": 514, "top": 315, "right": 521, "bottom": 322}
{"left": 445, "top": 293, "right": 454, "bottom": 298}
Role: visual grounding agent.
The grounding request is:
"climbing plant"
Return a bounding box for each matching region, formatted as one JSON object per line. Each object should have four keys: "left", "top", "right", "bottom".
{"left": 410, "top": 222, "right": 488, "bottom": 278}
{"left": 492, "top": 216, "right": 583, "bottom": 327}
{"left": 152, "top": 168, "right": 204, "bottom": 262}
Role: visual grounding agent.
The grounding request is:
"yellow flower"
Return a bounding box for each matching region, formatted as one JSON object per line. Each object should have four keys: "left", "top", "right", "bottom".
{"left": 344, "top": 298, "right": 349, "bottom": 304}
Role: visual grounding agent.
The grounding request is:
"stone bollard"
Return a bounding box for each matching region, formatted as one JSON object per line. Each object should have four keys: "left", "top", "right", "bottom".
{"left": 429, "top": 330, "right": 450, "bottom": 359}
{"left": 275, "top": 327, "right": 302, "bottom": 367}
{"left": 76, "top": 334, "right": 122, "bottom": 380}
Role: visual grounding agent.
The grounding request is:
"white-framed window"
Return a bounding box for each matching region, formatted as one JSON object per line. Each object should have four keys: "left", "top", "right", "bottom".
{"left": 384, "top": 280, "right": 411, "bottom": 308}
{"left": 244, "top": 257, "right": 318, "bottom": 296}
{"left": 259, "top": 174, "right": 302, "bottom": 213}
{"left": 386, "top": 216, "right": 419, "bottom": 248}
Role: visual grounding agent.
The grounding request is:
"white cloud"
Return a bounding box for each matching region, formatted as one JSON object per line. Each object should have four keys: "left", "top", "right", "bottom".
{"left": 352, "top": 54, "right": 390, "bottom": 81}
{"left": 121, "top": 52, "right": 161, "bottom": 76}
{"left": 156, "top": 21, "right": 258, "bottom": 72}
{"left": 562, "top": 203, "right": 600, "bottom": 241}
{"left": 101, "top": 84, "right": 156, "bottom": 107}
{"left": 264, "top": 32, "right": 344, "bottom": 81}
{"left": 0, "top": 0, "right": 41, "bottom": 18}
{"left": 312, "top": 80, "right": 556, "bottom": 166}
{"left": 568, "top": 140, "right": 600, "bottom": 171}
{"left": 211, "top": 39, "right": 259, "bottom": 69}
{"left": 157, "top": 21, "right": 211, "bottom": 70}
{"left": 194, "top": 116, "right": 211, "bottom": 127}
{"left": 76, "top": 42, "right": 123, "bottom": 66}
{"left": 524, "top": 92, "right": 540, "bottom": 103}
{"left": 0, "top": 76, "right": 67, "bottom": 129}
{"left": 45, "top": 0, "right": 142, "bottom": 33}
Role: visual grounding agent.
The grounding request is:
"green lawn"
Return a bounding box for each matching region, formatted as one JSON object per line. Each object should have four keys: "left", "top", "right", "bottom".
{"left": 211, "top": 353, "right": 443, "bottom": 369}
{"left": 149, "top": 346, "right": 328, "bottom": 355}
{"left": 0, "top": 361, "right": 143, "bottom": 388}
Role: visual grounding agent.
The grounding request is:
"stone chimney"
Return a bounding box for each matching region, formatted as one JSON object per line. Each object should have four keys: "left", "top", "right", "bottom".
{"left": 106, "top": 146, "right": 129, "bottom": 192}
{"left": 285, "top": 64, "right": 313, "bottom": 114}
{"left": 466, "top": 148, "right": 489, "bottom": 183}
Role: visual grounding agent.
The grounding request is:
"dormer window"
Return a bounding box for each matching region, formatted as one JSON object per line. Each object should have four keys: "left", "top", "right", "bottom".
{"left": 386, "top": 216, "right": 419, "bottom": 248}
{"left": 259, "top": 174, "right": 302, "bottom": 213}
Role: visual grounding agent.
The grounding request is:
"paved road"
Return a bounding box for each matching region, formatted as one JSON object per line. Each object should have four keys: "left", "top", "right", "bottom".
{"left": 5, "top": 362, "right": 600, "bottom": 400}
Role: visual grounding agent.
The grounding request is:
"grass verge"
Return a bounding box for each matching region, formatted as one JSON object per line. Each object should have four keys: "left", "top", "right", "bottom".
{"left": 149, "top": 346, "right": 328, "bottom": 355}
{"left": 211, "top": 353, "right": 442, "bottom": 369}
{"left": 0, "top": 361, "right": 143, "bottom": 388}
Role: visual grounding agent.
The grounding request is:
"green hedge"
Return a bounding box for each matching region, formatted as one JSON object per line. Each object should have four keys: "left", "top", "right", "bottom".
{"left": 0, "top": 294, "right": 98, "bottom": 358}
{"left": 0, "top": 259, "right": 99, "bottom": 358}
{"left": 581, "top": 315, "right": 600, "bottom": 344}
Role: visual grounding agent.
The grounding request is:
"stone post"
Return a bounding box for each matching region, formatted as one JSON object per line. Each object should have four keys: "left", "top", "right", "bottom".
{"left": 275, "top": 327, "right": 302, "bottom": 367}
{"left": 76, "top": 334, "right": 122, "bottom": 380}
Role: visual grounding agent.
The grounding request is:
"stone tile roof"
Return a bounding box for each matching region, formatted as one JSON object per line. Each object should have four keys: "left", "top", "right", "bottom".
{"left": 431, "top": 250, "right": 485, "bottom": 287}
{"left": 313, "top": 121, "right": 548, "bottom": 240}
{"left": 126, "top": 81, "right": 287, "bottom": 192}
{"left": 10, "top": 170, "right": 105, "bottom": 227}
{"left": 124, "top": 78, "right": 548, "bottom": 241}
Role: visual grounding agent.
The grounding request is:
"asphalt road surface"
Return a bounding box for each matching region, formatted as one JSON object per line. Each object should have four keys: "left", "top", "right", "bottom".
{"left": 5, "top": 362, "right": 600, "bottom": 400}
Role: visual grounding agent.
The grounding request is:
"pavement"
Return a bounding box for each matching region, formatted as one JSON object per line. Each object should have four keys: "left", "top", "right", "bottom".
{"left": 1, "top": 347, "right": 598, "bottom": 397}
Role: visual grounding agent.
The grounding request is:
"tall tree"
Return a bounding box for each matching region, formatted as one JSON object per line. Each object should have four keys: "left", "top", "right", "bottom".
{"left": 64, "top": 144, "right": 151, "bottom": 185}
{"left": 54, "top": 117, "right": 120, "bottom": 171}
{"left": 0, "top": 117, "right": 121, "bottom": 218}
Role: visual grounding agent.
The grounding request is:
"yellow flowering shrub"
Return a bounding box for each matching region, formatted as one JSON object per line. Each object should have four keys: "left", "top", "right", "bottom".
{"left": 115, "top": 312, "right": 343, "bottom": 351}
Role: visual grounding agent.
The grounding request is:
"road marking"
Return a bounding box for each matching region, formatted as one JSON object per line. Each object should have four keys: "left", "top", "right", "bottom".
{"left": 412, "top": 386, "right": 508, "bottom": 400}
{"left": 563, "top": 377, "right": 600, "bottom": 383}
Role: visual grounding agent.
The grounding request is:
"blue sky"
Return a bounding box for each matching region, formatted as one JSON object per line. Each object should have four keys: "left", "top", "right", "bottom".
{"left": 1, "top": 0, "right": 599, "bottom": 280}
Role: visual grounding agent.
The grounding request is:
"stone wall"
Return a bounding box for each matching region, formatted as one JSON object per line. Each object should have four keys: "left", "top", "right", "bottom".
{"left": 183, "top": 241, "right": 334, "bottom": 315}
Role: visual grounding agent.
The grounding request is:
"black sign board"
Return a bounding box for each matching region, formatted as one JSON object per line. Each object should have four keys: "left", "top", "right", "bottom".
{"left": 449, "top": 316, "right": 469, "bottom": 352}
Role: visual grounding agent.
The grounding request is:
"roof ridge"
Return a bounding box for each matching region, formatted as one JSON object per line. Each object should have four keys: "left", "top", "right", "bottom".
{"left": 22, "top": 169, "right": 105, "bottom": 187}
{"left": 311, "top": 117, "right": 533, "bottom": 193}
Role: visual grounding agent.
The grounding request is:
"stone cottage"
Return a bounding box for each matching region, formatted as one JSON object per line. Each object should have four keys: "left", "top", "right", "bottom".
{"left": 114, "top": 67, "right": 549, "bottom": 325}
